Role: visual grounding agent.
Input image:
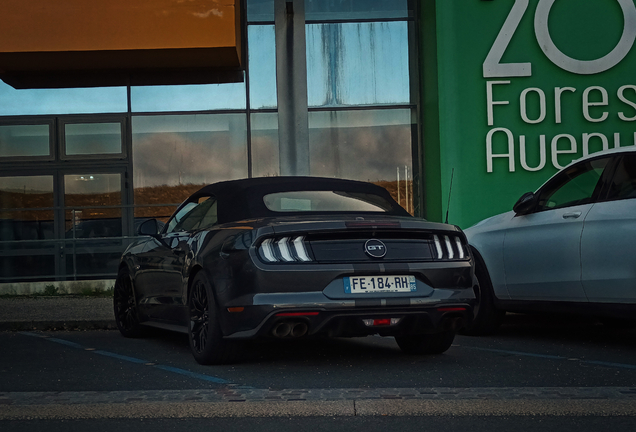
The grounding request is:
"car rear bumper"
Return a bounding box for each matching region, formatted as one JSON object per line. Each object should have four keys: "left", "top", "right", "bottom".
{"left": 222, "top": 289, "right": 474, "bottom": 339}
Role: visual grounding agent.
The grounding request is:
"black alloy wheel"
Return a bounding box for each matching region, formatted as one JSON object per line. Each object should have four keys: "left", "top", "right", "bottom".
{"left": 188, "top": 271, "right": 240, "bottom": 365}
{"left": 113, "top": 267, "right": 147, "bottom": 338}
{"left": 395, "top": 329, "right": 456, "bottom": 355}
{"left": 189, "top": 275, "right": 210, "bottom": 355}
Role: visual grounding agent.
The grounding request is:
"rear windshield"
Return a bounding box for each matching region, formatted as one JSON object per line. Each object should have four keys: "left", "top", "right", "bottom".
{"left": 263, "top": 191, "right": 393, "bottom": 213}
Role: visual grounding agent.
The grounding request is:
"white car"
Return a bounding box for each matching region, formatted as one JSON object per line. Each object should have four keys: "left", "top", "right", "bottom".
{"left": 464, "top": 146, "right": 636, "bottom": 334}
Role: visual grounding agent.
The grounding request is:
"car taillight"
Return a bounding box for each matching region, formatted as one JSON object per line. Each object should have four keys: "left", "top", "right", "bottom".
{"left": 258, "top": 236, "right": 312, "bottom": 263}
{"left": 276, "top": 311, "right": 319, "bottom": 317}
{"left": 432, "top": 234, "right": 468, "bottom": 261}
{"left": 437, "top": 307, "right": 467, "bottom": 312}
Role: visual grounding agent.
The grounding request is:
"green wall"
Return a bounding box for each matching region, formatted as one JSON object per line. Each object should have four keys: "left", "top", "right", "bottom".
{"left": 422, "top": 0, "right": 636, "bottom": 228}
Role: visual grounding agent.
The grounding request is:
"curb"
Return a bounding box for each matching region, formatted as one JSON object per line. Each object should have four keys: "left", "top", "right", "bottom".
{"left": 0, "top": 320, "right": 117, "bottom": 332}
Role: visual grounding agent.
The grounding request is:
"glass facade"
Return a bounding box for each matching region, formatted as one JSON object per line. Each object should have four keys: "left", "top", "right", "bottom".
{"left": 132, "top": 114, "right": 248, "bottom": 221}
{"left": 64, "top": 123, "right": 123, "bottom": 156}
{"left": 308, "top": 109, "right": 413, "bottom": 180}
{"left": 0, "top": 176, "right": 56, "bottom": 280}
{"left": 304, "top": 0, "right": 411, "bottom": 21}
{"left": 131, "top": 83, "right": 247, "bottom": 113}
{"left": 248, "top": 25, "right": 278, "bottom": 110}
{"left": 0, "top": 124, "right": 51, "bottom": 158}
{"left": 0, "top": 0, "right": 418, "bottom": 283}
{"left": 306, "top": 22, "right": 411, "bottom": 107}
{"left": 0, "top": 81, "right": 127, "bottom": 116}
{"left": 250, "top": 112, "right": 280, "bottom": 177}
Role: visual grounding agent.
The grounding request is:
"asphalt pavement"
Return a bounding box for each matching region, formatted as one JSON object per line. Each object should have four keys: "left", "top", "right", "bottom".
{"left": 2, "top": 296, "right": 636, "bottom": 430}
{"left": 0, "top": 296, "right": 115, "bottom": 331}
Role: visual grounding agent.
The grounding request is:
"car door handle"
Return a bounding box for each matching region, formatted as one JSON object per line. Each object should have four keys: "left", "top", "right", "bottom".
{"left": 562, "top": 211, "right": 582, "bottom": 219}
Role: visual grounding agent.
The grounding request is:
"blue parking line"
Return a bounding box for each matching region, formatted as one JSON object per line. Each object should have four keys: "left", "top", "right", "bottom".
{"left": 466, "top": 346, "right": 567, "bottom": 360}
{"left": 154, "top": 364, "right": 231, "bottom": 384}
{"left": 463, "top": 345, "right": 636, "bottom": 370}
{"left": 93, "top": 350, "right": 148, "bottom": 364}
{"left": 20, "top": 332, "right": 234, "bottom": 385}
{"left": 46, "top": 337, "right": 85, "bottom": 350}
{"left": 582, "top": 360, "right": 636, "bottom": 370}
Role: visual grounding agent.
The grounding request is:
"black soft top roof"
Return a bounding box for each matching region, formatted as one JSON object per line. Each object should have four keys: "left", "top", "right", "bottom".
{"left": 184, "top": 176, "right": 410, "bottom": 223}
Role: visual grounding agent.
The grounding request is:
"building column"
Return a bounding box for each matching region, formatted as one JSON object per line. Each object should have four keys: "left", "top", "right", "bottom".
{"left": 274, "top": 0, "right": 310, "bottom": 176}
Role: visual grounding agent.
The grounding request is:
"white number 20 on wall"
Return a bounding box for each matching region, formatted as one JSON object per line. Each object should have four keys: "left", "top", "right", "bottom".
{"left": 483, "top": 0, "right": 636, "bottom": 78}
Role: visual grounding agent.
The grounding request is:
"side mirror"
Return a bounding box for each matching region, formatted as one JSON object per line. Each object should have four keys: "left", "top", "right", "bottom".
{"left": 513, "top": 192, "right": 536, "bottom": 215}
{"left": 138, "top": 219, "right": 160, "bottom": 236}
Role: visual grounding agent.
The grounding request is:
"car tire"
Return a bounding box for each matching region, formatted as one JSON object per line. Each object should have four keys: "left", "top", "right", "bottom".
{"left": 113, "top": 267, "right": 148, "bottom": 338}
{"left": 461, "top": 251, "right": 505, "bottom": 336}
{"left": 188, "top": 271, "right": 240, "bottom": 365}
{"left": 395, "top": 329, "right": 455, "bottom": 355}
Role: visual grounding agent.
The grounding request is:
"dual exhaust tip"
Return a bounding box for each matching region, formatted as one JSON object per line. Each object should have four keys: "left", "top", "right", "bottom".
{"left": 272, "top": 321, "right": 308, "bottom": 338}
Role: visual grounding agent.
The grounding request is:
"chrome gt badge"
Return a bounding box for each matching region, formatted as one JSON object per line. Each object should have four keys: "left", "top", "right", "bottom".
{"left": 364, "top": 239, "right": 387, "bottom": 258}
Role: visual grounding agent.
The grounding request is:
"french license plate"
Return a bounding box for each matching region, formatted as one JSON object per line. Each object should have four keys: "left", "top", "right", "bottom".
{"left": 344, "top": 275, "right": 417, "bottom": 294}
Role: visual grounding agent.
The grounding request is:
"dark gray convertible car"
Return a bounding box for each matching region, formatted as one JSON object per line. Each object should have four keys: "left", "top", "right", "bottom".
{"left": 114, "top": 177, "right": 475, "bottom": 364}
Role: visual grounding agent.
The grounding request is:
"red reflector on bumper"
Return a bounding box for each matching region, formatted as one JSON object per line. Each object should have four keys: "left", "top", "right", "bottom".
{"left": 437, "top": 307, "right": 467, "bottom": 312}
{"left": 276, "top": 312, "right": 319, "bottom": 317}
{"left": 373, "top": 318, "right": 391, "bottom": 326}
{"left": 362, "top": 317, "right": 401, "bottom": 326}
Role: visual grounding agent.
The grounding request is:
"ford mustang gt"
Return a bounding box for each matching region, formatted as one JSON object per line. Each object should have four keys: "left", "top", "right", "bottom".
{"left": 114, "top": 177, "right": 475, "bottom": 364}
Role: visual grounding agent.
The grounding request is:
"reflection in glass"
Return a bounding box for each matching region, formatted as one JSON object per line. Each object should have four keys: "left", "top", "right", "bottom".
{"left": 0, "top": 176, "right": 56, "bottom": 280}
{"left": 64, "top": 174, "right": 121, "bottom": 204}
{"left": 0, "top": 238, "right": 56, "bottom": 281}
{"left": 0, "top": 209, "right": 55, "bottom": 241}
{"left": 0, "top": 80, "right": 127, "bottom": 116}
{"left": 0, "top": 176, "right": 54, "bottom": 209}
{"left": 134, "top": 205, "right": 178, "bottom": 224}
{"left": 247, "top": 0, "right": 274, "bottom": 22}
{"left": 263, "top": 191, "right": 390, "bottom": 212}
{"left": 66, "top": 238, "right": 126, "bottom": 277}
{"left": 131, "top": 82, "right": 247, "bottom": 112}
{"left": 132, "top": 115, "right": 248, "bottom": 206}
{"left": 62, "top": 174, "right": 127, "bottom": 278}
{"left": 251, "top": 113, "right": 280, "bottom": 177}
{"left": 308, "top": 109, "right": 413, "bottom": 212}
{"left": 65, "top": 123, "right": 122, "bottom": 156}
{"left": 64, "top": 174, "right": 122, "bottom": 241}
{"left": 305, "top": 0, "right": 410, "bottom": 20}
{"left": 0, "top": 125, "right": 50, "bottom": 158}
{"left": 248, "top": 25, "right": 277, "bottom": 109}
{"left": 65, "top": 208, "right": 123, "bottom": 239}
{"left": 306, "top": 22, "right": 410, "bottom": 107}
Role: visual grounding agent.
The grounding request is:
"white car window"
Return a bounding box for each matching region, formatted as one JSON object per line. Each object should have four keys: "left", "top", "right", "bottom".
{"left": 536, "top": 157, "right": 610, "bottom": 211}
{"left": 166, "top": 196, "right": 217, "bottom": 233}
{"left": 263, "top": 191, "right": 391, "bottom": 212}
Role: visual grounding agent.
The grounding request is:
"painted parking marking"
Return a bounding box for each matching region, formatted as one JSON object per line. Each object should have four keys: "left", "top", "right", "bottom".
{"left": 584, "top": 359, "right": 636, "bottom": 370}
{"left": 462, "top": 345, "right": 636, "bottom": 370}
{"left": 19, "top": 331, "right": 236, "bottom": 385}
{"left": 154, "top": 365, "right": 231, "bottom": 384}
{"left": 465, "top": 346, "right": 567, "bottom": 360}
{"left": 46, "top": 337, "right": 85, "bottom": 350}
{"left": 93, "top": 350, "right": 148, "bottom": 364}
